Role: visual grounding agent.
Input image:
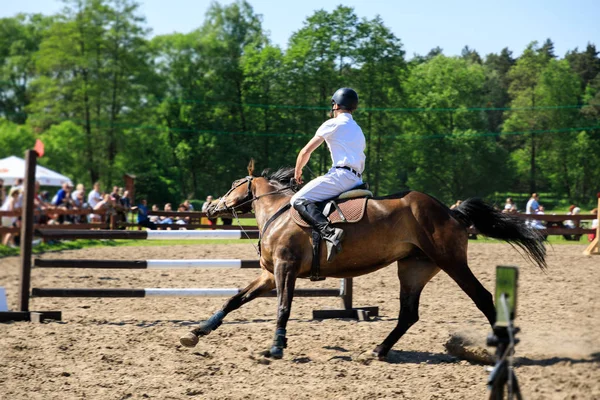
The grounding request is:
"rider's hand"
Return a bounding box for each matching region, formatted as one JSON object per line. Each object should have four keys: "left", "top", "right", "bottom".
{"left": 294, "top": 170, "right": 303, "bottom": 185}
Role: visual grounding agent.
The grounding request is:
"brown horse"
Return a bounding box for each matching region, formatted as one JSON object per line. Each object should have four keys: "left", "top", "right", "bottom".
{"left": 180, "top": 168, "right": 546, "bottom": 360}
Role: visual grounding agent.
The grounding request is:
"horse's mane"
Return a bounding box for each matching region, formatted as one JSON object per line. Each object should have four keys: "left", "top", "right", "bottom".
{"left": 261, "top": 167, "right": 299, "bottom": 194}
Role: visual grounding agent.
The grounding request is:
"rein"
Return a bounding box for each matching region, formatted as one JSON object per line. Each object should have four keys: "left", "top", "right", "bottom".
{"left": 214, "top": 176, "right": 295, "bottom": 256}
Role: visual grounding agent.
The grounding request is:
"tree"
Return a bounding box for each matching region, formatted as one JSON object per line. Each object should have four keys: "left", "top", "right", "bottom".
{"left": 483, "top": 48, "right": 515, "bottom": 132}
{"left": 28, "top": 0, "right": 155, "bottom": 188}
{"left": 402, "top": 55, "right": 509, "bottom": 202}
{"left": 503, "top": 41, "right": 553, "bottom": 193}
{"left": 566, "top": 43, "right": 600, "bottom": 91}
{"left": 0, "top": 14, "right": 52, "bottom": 123}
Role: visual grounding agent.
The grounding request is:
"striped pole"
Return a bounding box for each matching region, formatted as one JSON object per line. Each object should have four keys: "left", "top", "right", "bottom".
{"left": 31, "top": 287, "right": 341, "bottom": 298}
{"left": 34, "top": 259, "right": 261, "bottom": 269}
{"left": 36, "top": 229, "right": 260, "bottom": 240}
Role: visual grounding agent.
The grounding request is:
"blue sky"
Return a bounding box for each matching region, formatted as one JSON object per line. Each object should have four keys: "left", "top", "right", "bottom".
{"left": 4, "top": 0, "right": 599, "bottom": 58}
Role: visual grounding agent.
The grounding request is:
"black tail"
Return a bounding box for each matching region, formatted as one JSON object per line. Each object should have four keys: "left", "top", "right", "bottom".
{"left": 452, "top": 198, "right": 547, "bottom": 270}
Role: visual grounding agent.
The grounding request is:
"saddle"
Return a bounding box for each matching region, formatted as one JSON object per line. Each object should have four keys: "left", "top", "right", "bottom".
{"left": 291, "top": 184, "right": 373, "bottom": 281}
{"left": 291, "top": 184, "right": 373, "bottom": 228}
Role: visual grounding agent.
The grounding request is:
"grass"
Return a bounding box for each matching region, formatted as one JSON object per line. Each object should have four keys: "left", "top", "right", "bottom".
{"left": 0, "top": 239, "right": 121, "bottom": 258}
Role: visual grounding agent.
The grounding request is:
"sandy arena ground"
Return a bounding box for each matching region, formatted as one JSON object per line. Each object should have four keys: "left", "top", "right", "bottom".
{"left": 1, "top": 242, "right": 599, "bottom": 399}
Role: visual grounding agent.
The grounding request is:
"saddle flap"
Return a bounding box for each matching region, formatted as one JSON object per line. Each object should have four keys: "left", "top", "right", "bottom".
{"left": 291, "top": 197, "right": 368, "bottom": 228}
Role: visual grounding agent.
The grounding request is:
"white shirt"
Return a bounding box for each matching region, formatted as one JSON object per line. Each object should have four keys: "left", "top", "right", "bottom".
{"left": 87, "top": 189, "right": 102, "bottom": 208}
{"left": 315, "top": 113, "right": 366, "bottom": 173}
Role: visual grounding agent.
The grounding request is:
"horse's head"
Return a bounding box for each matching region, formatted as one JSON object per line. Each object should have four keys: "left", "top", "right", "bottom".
{"left": 207, "top": 176, "right": 256, "bottom": 217}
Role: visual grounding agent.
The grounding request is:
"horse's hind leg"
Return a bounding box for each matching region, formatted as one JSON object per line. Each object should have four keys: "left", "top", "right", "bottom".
{"left": 439, "top": 259, "right": 496, "bottom": 326}
{"left": 373, "top": 258, "right": 440, "bottom": 360}
{"left": 180, "top": 270, "right": 275, "bottom": 348}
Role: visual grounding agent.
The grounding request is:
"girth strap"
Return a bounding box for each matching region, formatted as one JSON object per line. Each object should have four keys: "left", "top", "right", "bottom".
{"left": 310, "top": 229, "right": 325, "bottom": 281}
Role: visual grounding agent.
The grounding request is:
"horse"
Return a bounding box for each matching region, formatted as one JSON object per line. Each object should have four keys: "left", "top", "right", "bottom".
{"left": 180, "top": 167, "right": 546, "bottom": 360}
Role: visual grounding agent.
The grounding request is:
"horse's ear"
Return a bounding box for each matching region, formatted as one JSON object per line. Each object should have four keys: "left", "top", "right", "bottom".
{"left": 247, "top": 158, "right": 255, "bottom": 176}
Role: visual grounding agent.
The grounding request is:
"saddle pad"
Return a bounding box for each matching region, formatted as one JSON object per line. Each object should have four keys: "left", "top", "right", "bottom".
{"left": 291, "top": 198, "right": 368, "bottom": 228}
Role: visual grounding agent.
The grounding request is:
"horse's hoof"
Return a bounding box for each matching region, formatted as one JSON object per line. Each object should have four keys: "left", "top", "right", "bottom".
{"left": 180, "top": 332, "right": 199, "bottom": 348}
{"left": 372, "top": 345, "right": 388, "bottom": 361}
{"left": 269, "top": 346, "right": 284, "bottom": 359}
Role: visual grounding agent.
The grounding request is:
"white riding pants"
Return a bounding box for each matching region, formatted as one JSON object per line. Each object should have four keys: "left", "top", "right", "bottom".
{"left": 290, "top": 167, "right": 363, "bottom": 204}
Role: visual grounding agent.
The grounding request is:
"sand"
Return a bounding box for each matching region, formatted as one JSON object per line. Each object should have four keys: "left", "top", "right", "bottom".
{"left": 1, "top": 242, "right": 599, "bottom": 399}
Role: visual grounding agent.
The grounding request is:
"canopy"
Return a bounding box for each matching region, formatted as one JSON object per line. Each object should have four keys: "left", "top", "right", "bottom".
{"left": 0, "top": 156, "right": 73, "bottom": 187}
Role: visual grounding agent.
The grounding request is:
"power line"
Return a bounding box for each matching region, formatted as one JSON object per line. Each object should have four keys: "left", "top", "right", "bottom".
{"left": 152, "top": 96, "right": 586, "bottom": 113}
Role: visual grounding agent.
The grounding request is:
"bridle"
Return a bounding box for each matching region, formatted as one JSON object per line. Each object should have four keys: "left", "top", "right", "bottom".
{"left": 213, "top": 176, "right": 297, "bottom": 215}
{"left": 212, "top": 176, "right": 297, "bottom": 256}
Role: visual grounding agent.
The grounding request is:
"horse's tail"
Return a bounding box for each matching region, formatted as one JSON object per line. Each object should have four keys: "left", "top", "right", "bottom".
{"left": 452, "top": 198, "right": 547, "bottom": 270}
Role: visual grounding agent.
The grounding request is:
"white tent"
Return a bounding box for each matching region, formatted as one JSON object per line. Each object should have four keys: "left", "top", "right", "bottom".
{"left": 0, "top": 156, "right": 73, "bottom": 187}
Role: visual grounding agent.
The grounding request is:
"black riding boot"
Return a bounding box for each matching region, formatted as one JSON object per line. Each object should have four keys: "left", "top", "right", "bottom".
{"left": 293, "top": 199, "right": 345, "bottom": 262}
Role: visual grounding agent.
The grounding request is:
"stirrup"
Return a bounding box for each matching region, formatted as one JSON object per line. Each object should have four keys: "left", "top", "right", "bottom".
{"left": 324, "top": 228, "right": 344, "bottom": 262}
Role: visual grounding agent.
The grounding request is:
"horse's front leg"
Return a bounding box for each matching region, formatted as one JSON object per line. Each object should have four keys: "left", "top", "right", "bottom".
{"left": 180, "top": 270, "right": 275, "bottom": 348}
{"left": 267, "top": 260, "right": 298, "bottom": 359}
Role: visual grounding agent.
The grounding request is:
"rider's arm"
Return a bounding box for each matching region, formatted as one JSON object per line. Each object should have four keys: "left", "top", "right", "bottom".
{"left": 294, "top": 136, "right": 324, "bottom": 184}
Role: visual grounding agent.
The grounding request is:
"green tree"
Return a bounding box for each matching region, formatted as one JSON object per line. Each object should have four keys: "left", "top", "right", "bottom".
{"left": 402, "top": 55, "right": 508, "bottom": 202}
{"left": 0, "top": 14, "right": 52, "bottom": 123}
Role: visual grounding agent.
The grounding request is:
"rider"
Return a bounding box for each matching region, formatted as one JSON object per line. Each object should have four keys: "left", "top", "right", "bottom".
{"left": 291, "top": 87, "right": 366, "bottom": 262}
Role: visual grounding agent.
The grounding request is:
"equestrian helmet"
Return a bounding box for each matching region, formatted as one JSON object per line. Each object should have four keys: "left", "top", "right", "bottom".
{"left": 331, "top": 88, "right": 359, "bottom": 111}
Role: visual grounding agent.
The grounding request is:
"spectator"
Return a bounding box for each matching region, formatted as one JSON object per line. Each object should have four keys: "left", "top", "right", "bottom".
{"left": 111, "top": 186, "right": 120, "bottom": 202}
{"left": 71, "top": 183, "right": 85, "bottom": 201}
{"left": 159, "top": 203, "right": 174, "bottom": 226}
{"left": 183, "top": 199, "right": 194, "bottom": 211}
{"left": 526, "top": 193, "right": 540, "bottom": 214}
{"left": 121, "top": 190, "right": 131, "bottom": 209}
{"left": 175, "top": 203, "right": 189, "bottom": 228}
{"left": 136, "top": 199, "right": 156, "bottom": 230}
{"left": 503, "top": 197, "right": 517, "bottom": 214}
{"left": 202, "top": 195, "right": 217, "bottom": 229}
{"left": 530, "top": 205, "right": 546, "bottom": 230}
{"left": 149, "top": 204, "right": 160, "bottom": 224}
{"left": 88, "top": 182, "right": 103, "bottom": 208}
{"left": 93, "top": 194, "right": 116, "bottom": 223}
{"left": 1, "top": 187, "right": 21, "bottom": 246}
{"left": 88, "top": 182, "right": 103, "bottom": 223}
{"left": 52, "top": 182, "right": 69, "bottom": 206}
{"left": 564, "top": 205, "right": 580, "bottom": 229}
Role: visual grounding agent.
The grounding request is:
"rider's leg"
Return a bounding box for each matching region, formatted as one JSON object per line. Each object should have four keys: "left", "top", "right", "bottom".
{"left": 292, "top": 198, "right": 344, "bottom": 262}
{"left": 290, "top": 170, "right": 359, "bottom": 261}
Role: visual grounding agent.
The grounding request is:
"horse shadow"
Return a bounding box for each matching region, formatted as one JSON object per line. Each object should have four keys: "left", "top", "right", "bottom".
{"left": 516, "top": 352, "right": 600, "bottom": 367}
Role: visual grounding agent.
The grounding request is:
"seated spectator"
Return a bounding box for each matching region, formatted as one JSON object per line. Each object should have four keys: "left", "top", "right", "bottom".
{"left": 175, "top": 203, "right": 189, "bottom": 228}
{"left": 564, "top": 205, "right": 581, "bottom": 229}
{"left": 530, "top": 206, "right": 546, "bottom": 230}
{"left": 93, "top": 194, "right": 115, "bottom": 223}
{"left": 71, "top": 183, "right": 85, "bottom": 201}
{"left": 88, "top": 182, "right": 103, "bottom": 208}
{"left": 136, "top": 199, "right": 156, "bottom": 230}
{"left": 183, "top": 199, "right": 194, "bottom": 211}
{"left": 52, "top": 182, "right": 71, "bottom": 207}
{"left": 149, "top": 204, "right": 160, "bottom": 224}
{"left": 121, "top": 190, "right": 131, "bottom": 209}
{"left": 503, "top": 197, "right": 517, "bottom": 213}
{"left": 159, "top": 203, "right": 174, "bottom": 226}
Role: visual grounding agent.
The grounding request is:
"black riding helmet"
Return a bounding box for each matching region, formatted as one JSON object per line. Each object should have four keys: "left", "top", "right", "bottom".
{"left": 331, "top": 87, "right": 359, "bottom": 111}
